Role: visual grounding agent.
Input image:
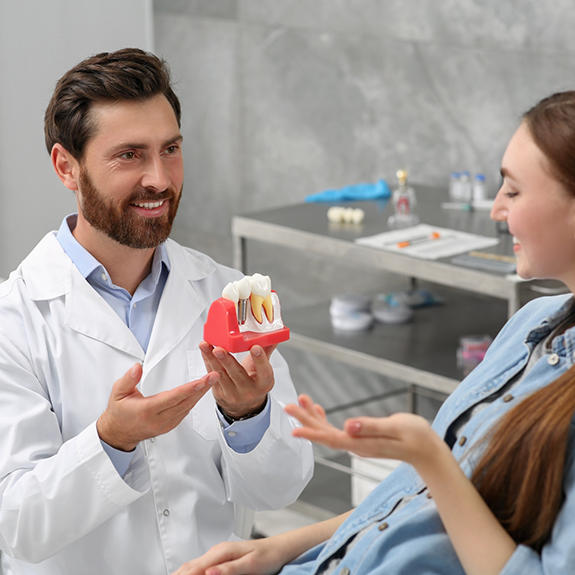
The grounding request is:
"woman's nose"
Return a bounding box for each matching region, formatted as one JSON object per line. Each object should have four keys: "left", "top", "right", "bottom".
{"left": 490, "top": 187, "right": 507, "bottom": 222}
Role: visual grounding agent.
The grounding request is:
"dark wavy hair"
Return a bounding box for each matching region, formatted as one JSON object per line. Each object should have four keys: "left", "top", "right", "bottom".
{"left": 44, "top": 48, "right": 181, "bottom": 160}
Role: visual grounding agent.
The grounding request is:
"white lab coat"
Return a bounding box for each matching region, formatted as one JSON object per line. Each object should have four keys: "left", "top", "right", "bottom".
{"left": 0, "top": 233, "right": 313, "bottom": 575}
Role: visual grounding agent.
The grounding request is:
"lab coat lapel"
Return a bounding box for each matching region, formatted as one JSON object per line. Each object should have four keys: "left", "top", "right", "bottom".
{"left": 143, "top": 240, "right": 213, "bottom": 371}
{"left": 21, "top": 232, "right": 144, "bottom": 359}
{"left": 66, "top": 274, "right": 144, "bottom": 359}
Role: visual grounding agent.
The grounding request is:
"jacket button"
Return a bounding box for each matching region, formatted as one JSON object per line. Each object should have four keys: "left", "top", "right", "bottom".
{"left": 427, "top": 491, "right": 433, "bottom": 499}
{"left": 341, "top": 568, "right": 350, "bottom": 575}
{"left": 503, "top": 394, "right": 514, "bottom": 403}
{"left": 163, "top": 509, "right": 170, "bottom": 517}
{"left": 548, "top": 353, "right": 560, "bottom": 365}
{"left": 378, "top": 522, "right": 389, "bottom": 531}
{"left": 458, "top": 436, "right": 467, "bottom": 446}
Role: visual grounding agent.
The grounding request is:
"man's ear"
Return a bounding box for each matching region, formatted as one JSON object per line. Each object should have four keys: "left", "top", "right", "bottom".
{"left": 51, "top": 143, "right": 81, "bottom": 191}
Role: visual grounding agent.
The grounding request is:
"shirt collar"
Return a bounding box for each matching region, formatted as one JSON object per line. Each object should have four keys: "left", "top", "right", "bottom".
{"left": 56, "top": 213, "right": 171, "bottom": 286}
{"left": 525, "top": 295, "right": 575, "bottom": 346}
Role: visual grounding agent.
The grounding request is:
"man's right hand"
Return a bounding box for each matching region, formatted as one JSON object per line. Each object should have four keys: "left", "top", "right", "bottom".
{"left": 97, "top": 363, "right": 219, "bottom": 452}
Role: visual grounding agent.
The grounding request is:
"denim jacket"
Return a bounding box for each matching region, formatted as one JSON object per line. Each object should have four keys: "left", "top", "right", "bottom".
{"left": 282, "top": 294, "right": 575, "bottom": 575}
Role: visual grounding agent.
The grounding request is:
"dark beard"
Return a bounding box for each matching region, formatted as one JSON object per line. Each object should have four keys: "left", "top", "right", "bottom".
{"left": 78, "top": 166, "right": 182, "bottom": 249}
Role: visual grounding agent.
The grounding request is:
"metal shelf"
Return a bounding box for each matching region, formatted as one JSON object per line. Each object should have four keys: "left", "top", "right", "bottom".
{"left": 281, "top": 289, "right": 508, "bottom": 396}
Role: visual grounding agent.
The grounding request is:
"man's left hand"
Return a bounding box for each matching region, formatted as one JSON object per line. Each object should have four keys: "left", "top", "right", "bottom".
{"left": 198, "top": 341, "right": 277, "bottom": 420}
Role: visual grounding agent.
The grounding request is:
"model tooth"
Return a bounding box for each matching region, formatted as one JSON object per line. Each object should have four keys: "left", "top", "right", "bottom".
{"left": 250, "top": 273, "right": 272, "bottom": 323}
{"left": 327, "top": 206, "right": 345, "bottom": 223}
{"left": 234, "top": 277, "right": 252, "bottom": 299}
{"left": 232, "top": 277, "right": 251, "bottom": 324}
{"left": 262, "top": 293, "right": 274, "bottom": 322}
{"left": 222, "top": 282, "right": 240, "bottom": 303}
{"left": 351, "top": 208, "right": 365, "bottom": 223}
{"left": 342, "top": 207, "right": 355, "bottom": 223}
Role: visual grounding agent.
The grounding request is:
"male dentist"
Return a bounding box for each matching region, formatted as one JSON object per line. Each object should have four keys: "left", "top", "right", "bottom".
{"left": 0, "top": 48, "right": 313, "bottom": 575}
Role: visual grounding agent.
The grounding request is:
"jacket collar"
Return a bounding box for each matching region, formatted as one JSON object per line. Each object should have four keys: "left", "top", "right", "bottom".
{"left": 21, "top": 234, "right": 215, "bottom": 363}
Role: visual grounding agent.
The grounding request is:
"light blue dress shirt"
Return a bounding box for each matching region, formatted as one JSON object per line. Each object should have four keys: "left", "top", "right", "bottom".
{"left": 56, "top": 214, "right": 270, "bottom": 475}
{"left": 281, "top": 294, "right": 575, "bottom": 575}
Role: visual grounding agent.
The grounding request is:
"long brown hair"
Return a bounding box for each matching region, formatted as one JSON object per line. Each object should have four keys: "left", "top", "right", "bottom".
{"left": 471, "top": 91, "right": 575, "bottom": 550}
{"left": 471, "top": 366, "right": 575, "bottom": 550}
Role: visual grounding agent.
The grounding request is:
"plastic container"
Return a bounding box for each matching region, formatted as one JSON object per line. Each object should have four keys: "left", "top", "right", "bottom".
{"left": 473, "top": 173, "right": 487, "bottom": 201}
{"left": 331, "top": 312, "right": 373, "bottom": 332}
{"left": 330, "top": 294, "right": 371, "bottom": 316}
{"left": 330, "top": 294, "right": 373, "bottom": 332}
{"left": 449, "top": 172, "right": 461, "bottom": 201}
{"left": 459, "top": 171, "right": 472, "bottom": 204}
{"left": 457, "top": 334, "right": 492, "bottom": 363}
{"left": 372, "top": 294, "right": 413, "bottom": 324}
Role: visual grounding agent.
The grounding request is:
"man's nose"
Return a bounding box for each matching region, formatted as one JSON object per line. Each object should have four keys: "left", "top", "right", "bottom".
{"left": 141, "top": 155, "right": 171, "bottom": 191}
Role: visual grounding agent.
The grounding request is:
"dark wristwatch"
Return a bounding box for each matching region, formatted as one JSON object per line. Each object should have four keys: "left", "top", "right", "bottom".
{"left": 217, "top": 396, "right": 268, "bottom": 424}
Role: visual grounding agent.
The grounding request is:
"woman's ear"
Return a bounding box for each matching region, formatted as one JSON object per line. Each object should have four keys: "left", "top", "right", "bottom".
{"left": 51, "top": 143, "right": 80, "bottom": 191}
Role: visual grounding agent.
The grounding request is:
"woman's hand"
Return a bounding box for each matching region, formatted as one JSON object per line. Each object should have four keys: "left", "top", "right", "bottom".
{"left": 286, "top": 395, "right": 517, "bottom": 575}
{"left": 172, "top": 509, "right": 353, "bottom": 575}
{"left": 172, "top": 538, "right": 285, "bottom": 575}
{"left": 285, "top": 394, "right": 443, "bottom": 470}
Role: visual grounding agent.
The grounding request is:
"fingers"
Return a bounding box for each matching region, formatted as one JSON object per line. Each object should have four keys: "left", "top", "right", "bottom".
{"left": 154, "top": 372, "right": 219, "bottom": 418}
{"left": 284, "top": 394, "right": 327, "bottom": 427}
{"left": 343, "top": 413, "right": 429, "bottom": 439}
{"left": 259, "top": 343, "right": 278, "bottom": 359}
{"left": 99, "top": 367, "right": 219, "bottom": 451}
{"left": 285, "top": 395, "right": 352, "bottom": 450}
{"left": 198, "top": 341, "right": 273, "bottom": 416}
{"left": 344, "top": 417, "right": 387, "bottom": 437}
{"left": 111, "top": 362, "right": 143, "bottom": 400}
{"left": 248, "top": 345, "right": 274, "bottom": 384}
{"left": 199, "top": 342, "right": 246, "bottom": 385}
{"left": 171, "top": 542, "right": 252, "bottom": 575}
{"left": 199, "top": 341, "right": 226, "bottom": 377}
{"left": 199, "top": 341, "right": 275, "bottom": 386}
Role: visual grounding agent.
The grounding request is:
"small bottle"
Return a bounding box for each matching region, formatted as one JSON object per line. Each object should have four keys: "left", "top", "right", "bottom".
{"left": 449, "top": 172, "right": 461, "bottom": 201}
{"left": 388, "top": 169, "right": 419, "bottom": 228}
{"left": 459, "top": 171, "right": 472, "bottom": 205}
{"left": 473, "top": 173, "right": 487, "bottom": 202}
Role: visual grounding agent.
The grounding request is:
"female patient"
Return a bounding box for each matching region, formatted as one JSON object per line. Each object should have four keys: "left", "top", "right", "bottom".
{"left": 175, "top": 90, "right": 575, "bottom": 575}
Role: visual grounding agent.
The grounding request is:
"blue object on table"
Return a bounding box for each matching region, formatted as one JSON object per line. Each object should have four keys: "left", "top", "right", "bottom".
{"left": 305, "top": 179, "right": 391, "bottom": 202}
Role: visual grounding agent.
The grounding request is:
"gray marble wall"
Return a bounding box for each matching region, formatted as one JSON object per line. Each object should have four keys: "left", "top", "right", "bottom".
{"left": 153, "top": 0, "right": 575, "bottom": 420}
{"left": 155, "top": 0, "right": 575, "bottom": 263}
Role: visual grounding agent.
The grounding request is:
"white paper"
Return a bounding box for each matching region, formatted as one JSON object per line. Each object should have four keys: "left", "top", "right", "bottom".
{"left": 355, "top": 224, "right": 499, "bottom": 260}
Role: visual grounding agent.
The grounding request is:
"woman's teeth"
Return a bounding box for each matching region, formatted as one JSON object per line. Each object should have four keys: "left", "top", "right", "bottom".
{"left": 513, "top": 237, "right": 520, "bottom": 245}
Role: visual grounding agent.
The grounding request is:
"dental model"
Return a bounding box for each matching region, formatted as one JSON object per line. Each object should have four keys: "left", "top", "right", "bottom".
{"left": 327, "top": 206, "right": 365, "bottom": 224}
{"left": 204, "top": 273, "right": 289, "bottom": 352}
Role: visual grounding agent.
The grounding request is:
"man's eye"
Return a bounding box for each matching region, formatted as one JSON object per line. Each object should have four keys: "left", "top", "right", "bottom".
{"left": 166, "top": 145, "right": 178, "bottom": 154}
{"left": 121, "top": 151, "right": 135, "bottom": 160}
